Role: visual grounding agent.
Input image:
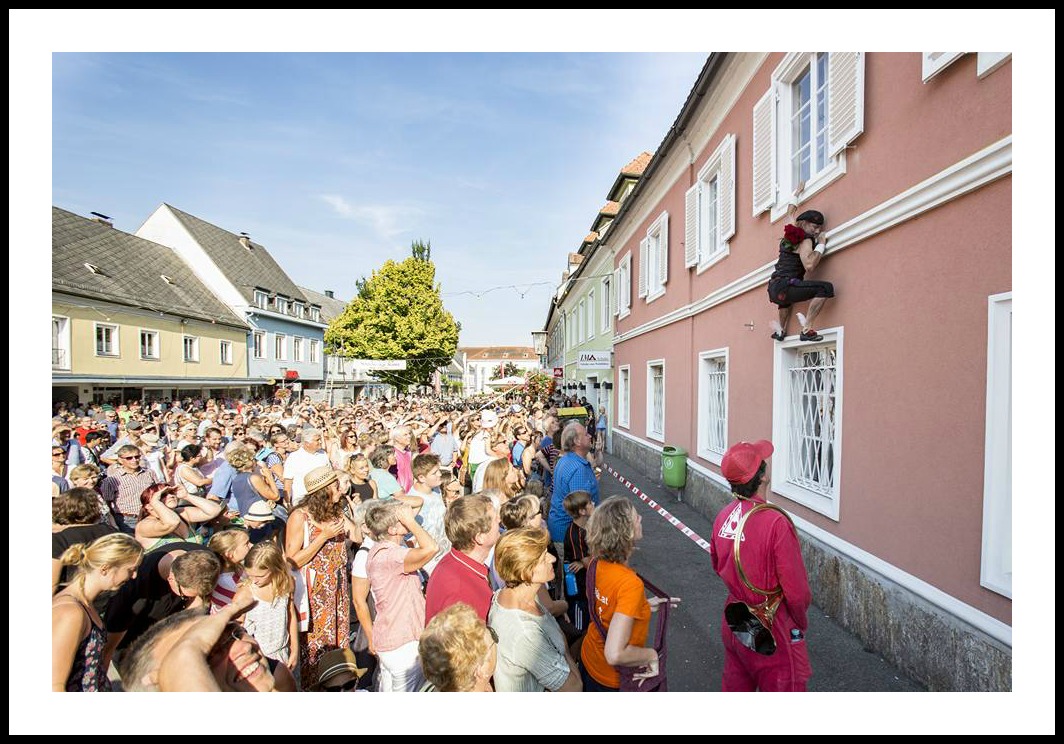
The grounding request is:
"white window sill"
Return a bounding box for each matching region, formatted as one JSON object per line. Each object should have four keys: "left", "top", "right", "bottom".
{"left": 696, "top": 447, "right": 724, "bottom": 466}
{"left": 618, "top": 309, "right": 631, "bottom": 321}
{"left": 646, "top": 430, "right": 665, "bottom": 443}
{"left": 772, "top": 481, "right": 838, "bottom": 521}
{"left": 769, "top": 153, "right": 849, "bottom": 224}
{"left": 696, "top": 246, "right": 730, "bottom": 275}
{"left": 140, "top": 356, "right": 161, "bottom": 362}
{"left": 645, "top": 288, "right": 666, "bottom": 304}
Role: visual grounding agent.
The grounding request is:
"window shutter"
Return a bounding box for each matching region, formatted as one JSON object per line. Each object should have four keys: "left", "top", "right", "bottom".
{"left": 752, "top": 88, "right": 775, "bottom": 216}
{"left": 922, "top": 52, "right": 964, "bottom": 82}
{"left": 828, "top": 52, "right": 865, "bottom": 157}
{"left": 684, "top": 183, "right": 699, "bottom": 268}
{"left": 658, "top": 213, "right": 669, "bottom": 286}
{"left": 976, "top": 52, "right": 1010, "bottom": 78}
{"left": 612, "top": 267, "right": 620, "bottom": 315}
{"left": 638, "top": 238, "right": 648, "bottom": 298}
{"left": 623, "top": 254, "right": 632, "bottom": 310}
{"left": 720, "top": 134, "right": 736, "bottom": 241}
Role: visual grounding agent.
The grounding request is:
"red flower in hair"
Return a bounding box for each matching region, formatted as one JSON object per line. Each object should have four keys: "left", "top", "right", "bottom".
{"left": 783, "top": 224, "right": 807, "bottom": 246}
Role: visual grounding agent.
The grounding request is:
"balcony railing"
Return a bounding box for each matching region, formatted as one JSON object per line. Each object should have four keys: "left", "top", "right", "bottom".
{"left": 52, "top": 347, "right": 68, "bottom": 368}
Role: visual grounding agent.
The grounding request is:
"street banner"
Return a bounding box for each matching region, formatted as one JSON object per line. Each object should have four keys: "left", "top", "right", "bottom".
{"left": 347, "top": 359, "right": 408, "bottom": 371}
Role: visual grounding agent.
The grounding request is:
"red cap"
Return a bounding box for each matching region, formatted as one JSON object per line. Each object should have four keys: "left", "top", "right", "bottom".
{"left": 721, "top": 440, "right": 774, "bottom": 484}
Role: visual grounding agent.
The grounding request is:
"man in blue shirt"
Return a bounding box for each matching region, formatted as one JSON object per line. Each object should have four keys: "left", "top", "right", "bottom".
{"left": 547, "top": 422, "right": 600, "bottom": 544}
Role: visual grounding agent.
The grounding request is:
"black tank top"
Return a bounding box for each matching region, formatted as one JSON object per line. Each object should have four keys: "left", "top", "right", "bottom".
{"left": 770, "top": 242, "right": 806, "bottom": 283}
{"left": 350, "top": 481, "right": 375, "bottom": 501}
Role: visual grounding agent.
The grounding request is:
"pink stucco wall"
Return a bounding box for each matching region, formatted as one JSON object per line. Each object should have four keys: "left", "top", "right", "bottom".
{"left": 612, "top": 52, "right": 1011, "bottom": 623}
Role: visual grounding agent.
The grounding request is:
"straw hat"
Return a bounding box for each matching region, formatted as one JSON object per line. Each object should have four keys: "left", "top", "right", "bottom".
{"left": 303, "top": 465, "right": 339, "bottom": 494}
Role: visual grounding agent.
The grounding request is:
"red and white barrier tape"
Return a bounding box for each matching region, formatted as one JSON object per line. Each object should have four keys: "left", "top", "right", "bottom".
{"left": 604, "top": 464, "right": 713, "bottom": 556}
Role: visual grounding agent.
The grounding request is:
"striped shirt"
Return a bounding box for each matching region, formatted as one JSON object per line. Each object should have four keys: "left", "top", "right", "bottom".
{"left": 100, "top": 466, "right": 159, "bottom": 518}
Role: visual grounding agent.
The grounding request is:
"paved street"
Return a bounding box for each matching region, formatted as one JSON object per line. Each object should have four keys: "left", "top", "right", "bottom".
{"left": 600, "top": 452, "right": 925, "bottom": 693}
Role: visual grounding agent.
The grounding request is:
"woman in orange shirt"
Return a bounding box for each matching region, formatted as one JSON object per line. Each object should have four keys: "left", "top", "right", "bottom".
{"left": 579, "top": 496, "right": 659, "bottom": 691}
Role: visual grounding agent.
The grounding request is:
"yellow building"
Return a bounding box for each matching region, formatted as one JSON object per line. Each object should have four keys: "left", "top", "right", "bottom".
{"left": 52, "top": 207, "right": 252, "bottom": 405}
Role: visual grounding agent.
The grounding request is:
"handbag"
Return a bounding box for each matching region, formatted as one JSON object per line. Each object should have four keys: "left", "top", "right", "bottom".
{"left": 585, "top": 558, "right": 669, "bottom": 691}
{"left": 723, "top": 502, "right": 795, "bottom": 656}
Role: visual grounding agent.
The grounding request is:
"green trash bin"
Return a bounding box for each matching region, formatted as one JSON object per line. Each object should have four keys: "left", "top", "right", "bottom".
{"left": 661, "top": 446, "right": 688, "bottom": 488}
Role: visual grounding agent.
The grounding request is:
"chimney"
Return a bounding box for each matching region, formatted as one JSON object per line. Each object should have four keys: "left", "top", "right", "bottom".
{"left": 238, "top": 232, "right": 252, "bottom": 250}
{"left": 90, "top": 211, "right": 113, "bottom": 227}
{"left": 324, "top": 290, "right": 334, "bottom": 298}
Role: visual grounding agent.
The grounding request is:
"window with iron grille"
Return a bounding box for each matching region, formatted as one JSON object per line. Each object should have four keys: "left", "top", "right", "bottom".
{"left": 697, "top": 350, "right": 728, "bottom": 463}
{"left": 773, "top": 332, "right": 842, "bottom": 519}
{"left": 647, "top": 360, "right": 665, "bottom": 442}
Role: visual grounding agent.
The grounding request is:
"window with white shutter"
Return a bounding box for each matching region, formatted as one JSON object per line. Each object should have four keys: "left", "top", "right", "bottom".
{"left": 922, "top": 52, "right": 964, "bottom": 82}
{"left": 687, "top": 134, "right": 736, "bottom": 271}
{"left": 617, "top": 252, "right": 632, "bottom": 320}
{"left": 644, "top": 211, "right": 669, "bottom": 303}
{"left": 752, "top": 53, "right": 864, "bottom": 220}
{"left": 976, "top": 52, "right": 1009, "bottom": 79}
{"left": 981, "top": 293, "right": 1011, "bottom": 598}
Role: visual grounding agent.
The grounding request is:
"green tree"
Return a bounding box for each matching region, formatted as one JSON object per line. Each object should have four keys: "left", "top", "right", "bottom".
{"left": 325, "top": 243, "right": 459, "bottom": 392}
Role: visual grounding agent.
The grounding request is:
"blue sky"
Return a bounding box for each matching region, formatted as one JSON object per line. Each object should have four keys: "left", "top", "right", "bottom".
{"left": 48, "top": 47, "right": 707, "bottom": 345}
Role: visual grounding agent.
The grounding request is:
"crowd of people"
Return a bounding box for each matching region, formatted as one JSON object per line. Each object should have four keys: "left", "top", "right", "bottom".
{"left": 51, "top": 388, "right": 810, "bottom": 694}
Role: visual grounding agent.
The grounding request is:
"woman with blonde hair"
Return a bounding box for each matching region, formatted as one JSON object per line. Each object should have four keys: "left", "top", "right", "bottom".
{"left": 52, "top": 533, "right": 144, "bottom": 690}
{"left": 67, "top": 463, "right": 117, "bottom": 528}
{"left": 579, "top": 496, "right": 665, "bottom": 692}
{"left": 233, "top": 542, "right": 300, "bottom": 679}
{"left": 488, "top": 527, "right": 581, "bottom": 691}
{"left": 208, "top": 528, "right": 252, "bottom": 612}
{"left": 418, "top": 602, "right": 497, "bottom": 692}
{"left": 226, "top": 445, "right": 280, "bottom": 518}
{"left": 479, "top": 456, "right": 521, "bottom": 504}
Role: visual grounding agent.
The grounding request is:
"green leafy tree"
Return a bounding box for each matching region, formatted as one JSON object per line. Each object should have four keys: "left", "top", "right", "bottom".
{"left": 491, "top": 362, "right": 521, "bottom": 380}
{"left": 325, "top": 242, "right": 459, "bottom": 392}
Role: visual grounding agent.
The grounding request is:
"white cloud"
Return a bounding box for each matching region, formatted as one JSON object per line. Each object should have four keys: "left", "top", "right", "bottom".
{"left": 318, "top": 195, "right": 425, "bottom": 239}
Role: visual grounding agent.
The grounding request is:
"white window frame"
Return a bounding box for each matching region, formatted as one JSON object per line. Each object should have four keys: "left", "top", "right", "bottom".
{"left": 641, "top": 212, "right": 669, "bottom": 303}
{"left": 311, "top": 307, "right": 321, "bottom": 322}
{"left": 254, "top": 290, "right": 268, "bottom": 309}
{"left": 980, "top": 293, "right": 1011, "bottom": 598}
{"left": 220, "top": 339, "right": 233, "bottom": 366}
{"left": 294, "top": 302, "right": 305, "bottom": 319}
{"left": 922, "top": 52, "right": 964, "bottom": 82}
{"left": 94, "top": 322, "right": 120, "bottom": 357}
{"left": 617, "top": 365, "right": 631, "bottom": 428}
{"left": 646, "top": 359, "right": 665, "bottom": 443}
{"left": 182, "top": 335, "right": 200, "bottom": 363}
{"left": 615, "top": 252, "right": 633, "bottom": 320}
{"left": 252, "top": 330, "right": 266, "bottom": 360}
{"left": 976, "top": 52, "right": 1010, "bottom": 79}
{"left": 293, "top": 336, "right": 305, "bottom": 363}
{"left": 309, "top": 339, "right": 320, "bottom": 364}
{"left": 771, "top": 327, "right": 844, "bottom": 520}
{"left": 139, "top": 329, "right": 161, "bottom": 361}
{"left": 586, "top": 290, "right": 595, "bottom": 341}
{"left": 686, "top": 134, "right": 736, "bottom": 273}
{"left": 696, "top": 348, "right": 729, "bottom": 464}
{"left": 274, "top": 333, "right": 287, "bottom": 361}
{"left": 52, "top": 315, "right": 72, "bottom": 370}
{"left": 577, "top": 300, "right": 586, "bottom": 343}
{"left": 754, "top": 52, "right": 862, "bottom": 221}
{"left": 600, "top": 276, "right": 611, "bottom": 333}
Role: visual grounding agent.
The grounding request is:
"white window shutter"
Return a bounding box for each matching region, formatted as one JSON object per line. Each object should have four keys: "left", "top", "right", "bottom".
{"left": 752, "top": 88, "right": 775, "bottom": 216}
{"left": 922, "top": 52, "right": 964, "bottom": 82}
{"left": 976, "top": 52, "right": 1010, "bottom": 78}
{"left": 638, "top": 238, "right": 648, "bottom": 298}
{"left": 684, "top": 183, "right": 699, "bottom": 268}
{"left": 658, "top": 213, "right": 669, "bottom": 286}
{"left": 720, "top": 134, "right": 737, "bottom": 241}
{"left": 612, "top": 267, "right": 621, "bottom": 315}
{"left": 623, "top": 255, "right": 632, "bottom": 310}
{"left": 828, "top": 52, "right": 865, "bottom": 157}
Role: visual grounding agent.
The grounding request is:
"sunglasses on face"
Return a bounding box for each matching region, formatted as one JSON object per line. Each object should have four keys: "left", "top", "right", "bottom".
{"left": 209, "top": 622, "right": 253, "bottom": 658}
{"left": 321, "top": 676, "right": 359, "bottom": 691}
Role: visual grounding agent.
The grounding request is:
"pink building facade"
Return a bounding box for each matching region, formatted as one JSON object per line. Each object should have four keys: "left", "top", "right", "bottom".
{"left": 606, "top": 53, "right": 1011, "bottom": 690}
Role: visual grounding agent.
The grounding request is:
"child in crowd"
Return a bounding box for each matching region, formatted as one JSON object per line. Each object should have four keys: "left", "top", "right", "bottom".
{"left": 208, "top": 529, "right": 251, "bottom": 612}
{"left": 233, "top": 542, "right": 300, "bottom": 684}
{"left": 562, "top": 490, "right": 595, "bottom": 634}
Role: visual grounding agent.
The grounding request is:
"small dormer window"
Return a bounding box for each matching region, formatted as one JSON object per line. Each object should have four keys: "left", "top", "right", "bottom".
{"left": 254, "top": 291, "right": 268, "bottom": 309}
{"left": 84, "top": 263, "right": 105, "bottom": 275}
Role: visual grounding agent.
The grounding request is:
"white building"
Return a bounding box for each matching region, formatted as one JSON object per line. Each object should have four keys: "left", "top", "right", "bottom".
{"left": 460, "top": 346, "right": 540, "bottom": 396}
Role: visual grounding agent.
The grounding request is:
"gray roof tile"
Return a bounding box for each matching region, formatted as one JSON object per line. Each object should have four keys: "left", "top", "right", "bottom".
{"left": 297, "top": 286, "right": 348, "bottom": 323}
{"left": 163, "top": 204, "right": 307, "bottom": 305}
{"left": 52, "top": 207, "right": 248, "bottom": 328}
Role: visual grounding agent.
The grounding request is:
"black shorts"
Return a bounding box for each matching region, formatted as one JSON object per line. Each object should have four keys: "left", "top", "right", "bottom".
{"left": 768, "top": 278, "right": 835, "bottom": 308}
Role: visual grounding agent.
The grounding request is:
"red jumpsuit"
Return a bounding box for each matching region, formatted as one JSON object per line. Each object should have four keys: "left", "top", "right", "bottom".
{"left": 710, "top": 496, "right": 813, "bottom": 691}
